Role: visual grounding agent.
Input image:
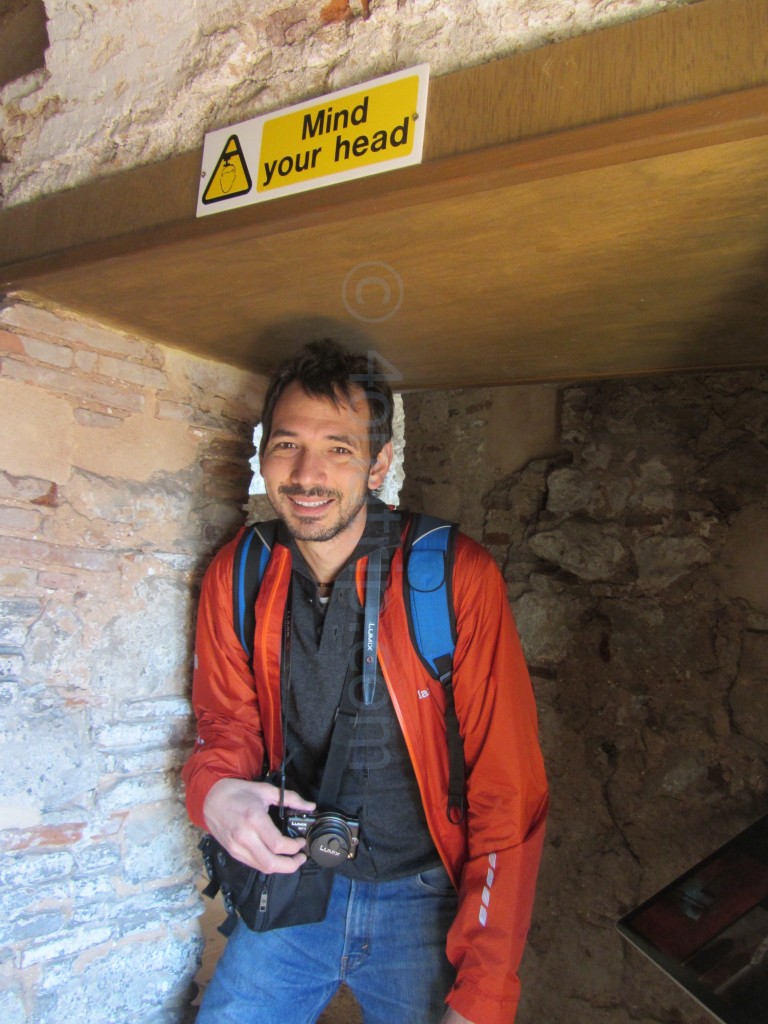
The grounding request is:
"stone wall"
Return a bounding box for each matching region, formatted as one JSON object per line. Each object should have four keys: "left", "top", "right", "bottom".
{"left": 401, "top": 371, "right": 768, "bottom": 1023}
{"left": 4, "top": 300, "right": 767, "bottom": 1024}
{"left": 0, "top": 300, "right": 266, "bottom": 1024}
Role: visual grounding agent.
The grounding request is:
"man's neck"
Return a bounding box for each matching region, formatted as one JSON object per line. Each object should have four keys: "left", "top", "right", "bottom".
{"left": 294, "top": 506, "right": 367, "bottom": 585}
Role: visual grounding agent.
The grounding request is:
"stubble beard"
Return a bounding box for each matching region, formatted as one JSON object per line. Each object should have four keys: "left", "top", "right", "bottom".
{"left": 275, "top": 485, "right": 367, "bottom": 543}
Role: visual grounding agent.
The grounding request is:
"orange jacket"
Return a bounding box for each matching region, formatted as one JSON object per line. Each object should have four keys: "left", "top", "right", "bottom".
{"left": 183, "top": 524, "right": 548, "bottom": 1024}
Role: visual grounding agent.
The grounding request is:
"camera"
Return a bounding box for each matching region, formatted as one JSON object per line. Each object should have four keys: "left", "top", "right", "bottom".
{"left": 284, "top": 810, "right": 360, "bottom": 868}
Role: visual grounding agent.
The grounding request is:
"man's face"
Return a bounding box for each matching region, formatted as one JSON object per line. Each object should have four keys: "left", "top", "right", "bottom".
{"left": 260, "top": 381, "right": 392, "bottom": 544}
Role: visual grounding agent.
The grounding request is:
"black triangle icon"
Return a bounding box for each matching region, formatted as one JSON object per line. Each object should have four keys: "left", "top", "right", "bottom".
{"left": 202, "top": 135, "right": 253, "bottom": 205}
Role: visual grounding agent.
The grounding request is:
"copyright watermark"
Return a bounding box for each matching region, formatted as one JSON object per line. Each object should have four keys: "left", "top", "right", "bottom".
{"left": 342, "top": 261, "right": 404, "bottom": 323}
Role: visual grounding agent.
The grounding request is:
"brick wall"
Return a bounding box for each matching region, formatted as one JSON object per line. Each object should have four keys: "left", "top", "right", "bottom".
{"left": 0, "top": 300, "right": 265, "bottom": 1023}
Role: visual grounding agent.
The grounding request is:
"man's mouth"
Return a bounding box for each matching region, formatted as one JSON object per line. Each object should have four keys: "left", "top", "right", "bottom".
{"left": 279, "top": 488, "right": 338, "bottom": 512}
{"left": 291, "top": 497, "right": 332, "bottom": 509}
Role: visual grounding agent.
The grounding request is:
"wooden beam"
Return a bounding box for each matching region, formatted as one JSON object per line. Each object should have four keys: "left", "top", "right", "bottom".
{"left": 1, "top": 0, "right": 766, "bottom": 280}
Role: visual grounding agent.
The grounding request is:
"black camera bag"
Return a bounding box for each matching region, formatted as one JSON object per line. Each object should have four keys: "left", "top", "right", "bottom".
{"left": 199, "top": 832, "right": 332, "bottom": 935}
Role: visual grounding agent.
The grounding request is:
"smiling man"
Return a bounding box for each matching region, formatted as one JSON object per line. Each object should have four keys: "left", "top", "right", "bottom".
{"left": 183, "top": 340, "right": 548, "bottom": 1024}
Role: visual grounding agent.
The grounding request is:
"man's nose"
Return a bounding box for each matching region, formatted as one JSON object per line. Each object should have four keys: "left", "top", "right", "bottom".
{"left": 289, "top": 449, "right": 326, "bottom": 487}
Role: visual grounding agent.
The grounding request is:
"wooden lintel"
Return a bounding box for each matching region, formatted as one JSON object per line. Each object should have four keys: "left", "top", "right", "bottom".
{"left": 0, "top": 0, "right": 766, "bottom": 281}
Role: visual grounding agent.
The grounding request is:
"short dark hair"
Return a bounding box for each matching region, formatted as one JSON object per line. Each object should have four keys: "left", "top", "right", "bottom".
{"left": 259, "top": 340, "right": 394, "bottom": 460}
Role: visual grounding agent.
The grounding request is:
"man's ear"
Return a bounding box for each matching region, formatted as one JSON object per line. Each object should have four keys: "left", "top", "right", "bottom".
{"left": 368, "top": 441, "right": 393, "bottom": 491}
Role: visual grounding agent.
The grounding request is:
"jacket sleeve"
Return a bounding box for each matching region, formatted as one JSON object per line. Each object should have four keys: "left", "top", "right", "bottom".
{"left": 445, "top": 537, "right": 549, "bottom": 1024}
{"left": 181, "top": 533, "right": 267, "bottom": 830}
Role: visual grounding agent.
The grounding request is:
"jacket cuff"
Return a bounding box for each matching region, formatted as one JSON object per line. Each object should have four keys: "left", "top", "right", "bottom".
{"left": 446, "top": 977, "right": 521, "bottom": 1024}
{"left": 182, "top": 761, "right": 230, "bottom": 831}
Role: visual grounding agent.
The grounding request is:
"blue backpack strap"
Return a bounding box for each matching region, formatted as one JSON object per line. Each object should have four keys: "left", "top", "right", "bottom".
{"left": 231, "top": 520, "right": 279, "bottom": 663}
{"left": 404, "top": 513, "right": 465, "bottom": 823}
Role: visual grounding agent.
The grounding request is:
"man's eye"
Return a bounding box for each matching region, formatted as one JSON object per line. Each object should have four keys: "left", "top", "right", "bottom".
{"left": 331, "top": 447, "right": 352, "bottom": 455}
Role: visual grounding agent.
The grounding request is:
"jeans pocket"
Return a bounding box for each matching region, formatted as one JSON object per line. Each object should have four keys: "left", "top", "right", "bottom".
{"left": 415, "top": 864, "right": 456, "bottom": 895}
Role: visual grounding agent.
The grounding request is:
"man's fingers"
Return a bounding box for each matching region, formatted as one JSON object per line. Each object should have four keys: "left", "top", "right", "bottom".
{"left": 228, "top": 813, "right": 308, "bottom": 871}
{"left": 280, "top": 787, "right": 316, "bottom": 813}
{"left": 261, "top": 849, "right": 308, "bottom": 875}
{"left": 229, "top": 836, "right": 307, "bottom": 873}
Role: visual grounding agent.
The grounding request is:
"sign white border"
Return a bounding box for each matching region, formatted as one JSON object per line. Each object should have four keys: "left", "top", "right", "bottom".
{"left": 196, "top": 65, "right": 430, "bottom": 217}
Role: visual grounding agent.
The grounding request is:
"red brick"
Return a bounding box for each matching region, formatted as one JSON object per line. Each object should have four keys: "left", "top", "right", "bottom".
{"left": 321, "top": 0, "right": 351, "bottom": 24}
{"left": 0, "top": 329, "right": 24, "bottom": 354}
{"left": 0, "top": 822, "right": 86, "bottom": 853}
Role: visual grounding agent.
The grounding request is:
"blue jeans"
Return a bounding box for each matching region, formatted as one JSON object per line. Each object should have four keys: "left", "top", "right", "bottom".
{"left": 196, "top": 865, "right": 458, "bottom": 1024}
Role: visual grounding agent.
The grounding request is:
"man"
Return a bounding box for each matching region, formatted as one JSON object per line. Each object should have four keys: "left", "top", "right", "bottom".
{"left": 183, "top": 340, "right": 548, "bottom": 1024}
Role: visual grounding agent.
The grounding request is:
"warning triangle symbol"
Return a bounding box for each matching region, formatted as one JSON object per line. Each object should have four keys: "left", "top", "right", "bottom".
{"left": 202, "top": 135, "right": 253, "bottom": 205}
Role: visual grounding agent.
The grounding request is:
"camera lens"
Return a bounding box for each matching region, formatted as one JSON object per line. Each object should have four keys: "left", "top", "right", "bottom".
{"left": 306, "top": 814, "right": 353, "bottom": 867}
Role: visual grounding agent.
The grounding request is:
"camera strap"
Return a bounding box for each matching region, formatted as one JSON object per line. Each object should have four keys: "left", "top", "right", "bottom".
{"left": 362, "top": 547, "right": 383, "bottom": 706}
{"left": 314, "top": 546, "right": 389, "bottom": 810}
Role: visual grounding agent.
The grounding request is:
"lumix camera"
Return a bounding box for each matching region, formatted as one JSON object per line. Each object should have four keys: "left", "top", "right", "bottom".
{"left": 282, "top": 809, "right": 360, "bottom": 869}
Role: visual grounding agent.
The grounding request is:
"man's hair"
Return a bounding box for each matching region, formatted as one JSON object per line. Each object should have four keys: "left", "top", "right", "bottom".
{"left": 259, "top": 339, "right": 394, "bottom": 460}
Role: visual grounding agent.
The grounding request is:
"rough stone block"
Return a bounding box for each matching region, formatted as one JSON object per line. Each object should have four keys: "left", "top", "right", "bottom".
{"left": 20, "top": 925, "right": 114, "bottom": 967}
{"left": 18, "top": 335, "right": 74, "bottom": 369}
{"left": 123, "top": 825, "right": 196, "bottom": 884}
{"left": 0, "top": 506, "right": 43, "bottom": 533}
{"left": 0, "top": 910, "right": 69, "bottom": 946}
{"left": 634, "top": 533, "right": 711, "bottom": 590}
{"left": 91, "top": 576, "right": 194, "bottom": 699}
{"left": 94, "top": 353, "right": 168, "bottom": 390}
{"left": 0, "top": 989, "right": 26, "bottom": 1024}
{"left": 0, "top": 598, "right": 43, "bottom": 624}
{"left": 0, "top": 710, "right": 100, "bottom": 818}
{"left": 0, "top": 849, "right": 75, "bottom": 888}
{"left": 1, "top": 356, "right": 144, "bottom": 414}
{"left": 0, "top": 535, "right": 120, "bottom": 573}
{"left": 0, "top": 565, "right": 38, "bottom": 591}
{"left": 32, "top": 928, "right": 203, "bottom": 1024}
{"left": 98, "top": 772, "right": 181, "bottom": 813}
{"left": 0, "top": 652, "right": 24, "bottom": 680}
{"left": 0, "top": 682, "right": 19, "bottom": 709}
{"left": 528, "top": 521, "right": 629, "bottom": 582}
{"left": 95, "top": 718, "right": 190, "bottom": 752}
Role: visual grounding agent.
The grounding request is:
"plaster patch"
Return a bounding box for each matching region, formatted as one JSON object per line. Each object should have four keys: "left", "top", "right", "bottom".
{"left": 0, "top": 800, "right": 43, "bottom": 830}
{"left": 73, "top": 403, "right": 197, "bottom": 482}
{"left": 0, "top": 377, "right": 74, "bottom": 484}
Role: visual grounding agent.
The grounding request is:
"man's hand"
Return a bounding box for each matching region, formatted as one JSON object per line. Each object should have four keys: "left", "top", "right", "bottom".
{"left": 202, "top": 777, "right": 316, "bottom": 874}
{"left": 440, "top": 1011, "right": 474, "bottom": 1024}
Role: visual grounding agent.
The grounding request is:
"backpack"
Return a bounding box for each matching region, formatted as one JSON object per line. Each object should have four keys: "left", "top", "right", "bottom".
{"left": 231, "top": 512, "right": 465, "bottom": 822}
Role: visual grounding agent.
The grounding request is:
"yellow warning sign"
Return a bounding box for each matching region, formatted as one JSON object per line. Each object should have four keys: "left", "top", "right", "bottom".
{"left": 201, "top": 135, "right": 252, "bottom": 205}
{"left": 259, "top": 74, "right": 418, "bottom": 192}
{"left": 197, "top": 66, "right": 429, "bottom": 217}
